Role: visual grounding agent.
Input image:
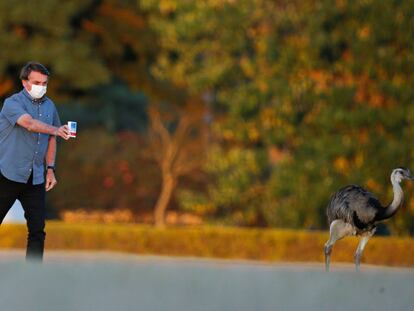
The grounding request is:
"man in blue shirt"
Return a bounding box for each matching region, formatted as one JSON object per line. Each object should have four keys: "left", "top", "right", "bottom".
{"left": 0, "top": 62, "right": 70, "bottom": 260}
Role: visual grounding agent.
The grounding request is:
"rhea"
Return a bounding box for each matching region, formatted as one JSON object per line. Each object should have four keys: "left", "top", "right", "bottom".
{"left": 324, "top": 167, "right": 413, "bottom": 271}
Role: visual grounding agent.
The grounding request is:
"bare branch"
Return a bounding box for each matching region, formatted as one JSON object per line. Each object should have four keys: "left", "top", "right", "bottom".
{"left": 148, "top": 104, "right": 171, "bottom": 147}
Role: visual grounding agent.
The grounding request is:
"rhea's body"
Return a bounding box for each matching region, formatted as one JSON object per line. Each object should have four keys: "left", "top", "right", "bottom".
{"left": 324, "top": 167, "right": 412, "bottom": 271}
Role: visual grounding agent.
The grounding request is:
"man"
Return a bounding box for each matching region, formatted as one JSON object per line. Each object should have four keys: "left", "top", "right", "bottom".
{"left": 0, "top": 61, "right": 69, "bottom": 260}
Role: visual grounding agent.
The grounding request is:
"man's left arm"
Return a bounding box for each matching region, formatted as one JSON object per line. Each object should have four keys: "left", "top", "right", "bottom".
{"left": 45, "top": 135, "right": 57, "bottom": 191}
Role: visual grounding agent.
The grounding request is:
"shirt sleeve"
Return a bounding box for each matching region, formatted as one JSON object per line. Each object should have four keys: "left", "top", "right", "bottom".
{"left": 1, "top": 97, "right": 28, "bottom": 126}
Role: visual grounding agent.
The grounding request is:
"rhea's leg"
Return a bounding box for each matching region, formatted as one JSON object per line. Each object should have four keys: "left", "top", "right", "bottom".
{"left": 324, "top": 220, "right": 354, "bottom": 272}
{"left": 354, "top": 229, "right": 375, "bottom": 271}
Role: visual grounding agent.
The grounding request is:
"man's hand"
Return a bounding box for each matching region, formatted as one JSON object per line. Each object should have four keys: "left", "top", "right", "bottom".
{"left": 45, "top": 169, "right": 57, "bottom": 191}
{"left": 55, "top": 125, "right": 70, "bottom": 140}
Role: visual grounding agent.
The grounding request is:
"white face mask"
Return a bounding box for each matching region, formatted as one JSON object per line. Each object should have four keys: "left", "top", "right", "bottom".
{"left": 28, "top": 83, "right": 47, "bottom": 99}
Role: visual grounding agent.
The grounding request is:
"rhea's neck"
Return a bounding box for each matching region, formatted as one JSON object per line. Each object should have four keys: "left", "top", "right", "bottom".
{"left": 384, "top": 180, "right": 404, "bottom": 219}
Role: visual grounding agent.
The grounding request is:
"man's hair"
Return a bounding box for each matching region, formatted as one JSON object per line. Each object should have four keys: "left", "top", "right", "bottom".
{"left": 19, "top": 61, "right": 50, "bottom": 80}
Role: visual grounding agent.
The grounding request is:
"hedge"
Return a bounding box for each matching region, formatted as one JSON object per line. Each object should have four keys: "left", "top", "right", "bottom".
{"left": 1, "top": 222, "right": 414, "bottom": 267}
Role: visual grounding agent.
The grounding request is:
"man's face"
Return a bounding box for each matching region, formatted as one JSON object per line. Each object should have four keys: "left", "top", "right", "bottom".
{"left": 22, "top": 71, "right": 48, "bottom": 92}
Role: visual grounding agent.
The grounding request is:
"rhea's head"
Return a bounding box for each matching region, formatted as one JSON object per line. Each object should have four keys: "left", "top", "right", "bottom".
{"left": 391, "top": 167, "right": 414, "bottom": 184}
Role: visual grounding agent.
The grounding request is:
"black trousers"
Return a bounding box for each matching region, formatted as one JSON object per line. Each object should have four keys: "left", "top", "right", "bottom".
{"left": 0, "top": 173, "right": 46, "bottom": 260}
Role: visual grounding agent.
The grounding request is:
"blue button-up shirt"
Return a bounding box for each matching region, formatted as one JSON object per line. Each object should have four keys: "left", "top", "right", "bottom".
{"left": 0, "top": 89, "right": 61, "bottom": 185}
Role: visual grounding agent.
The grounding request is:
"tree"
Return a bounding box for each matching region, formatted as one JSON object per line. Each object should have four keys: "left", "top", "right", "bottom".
{"left": 0, "top": 0, "right": 110, "bottom": 100}
{"left": 147, "top": 99, "right": 208, "bottom": 227}
{"left": 261, "top": 0, "right": 414, "bottom": 230}
{"left": 141, "top": 0, "right": 414, "bottom": 233}
{"left": 140, "top": 0, "right": 315, "bottom": 226}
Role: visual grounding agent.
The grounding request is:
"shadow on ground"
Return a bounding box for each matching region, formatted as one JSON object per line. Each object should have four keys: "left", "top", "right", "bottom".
{"left": 0, "top": 250, "right": 413, "bottom": 311}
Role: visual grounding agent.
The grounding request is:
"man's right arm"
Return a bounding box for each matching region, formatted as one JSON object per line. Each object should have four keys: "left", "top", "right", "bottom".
{"left": 17, "top": 114, "right": 70, "bottom": 140}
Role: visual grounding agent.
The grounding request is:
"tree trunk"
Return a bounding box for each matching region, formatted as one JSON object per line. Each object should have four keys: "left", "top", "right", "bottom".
{"left": 154, "top": 174, "right": 176, "bottom": 228}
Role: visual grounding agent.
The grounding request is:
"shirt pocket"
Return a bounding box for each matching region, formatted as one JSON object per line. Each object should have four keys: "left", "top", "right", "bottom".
{"left": 42, "top": 112, "right": 53, "bottom": 125}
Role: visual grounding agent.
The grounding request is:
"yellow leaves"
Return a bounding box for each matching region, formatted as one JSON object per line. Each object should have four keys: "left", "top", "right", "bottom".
{"left": 334, "top": 153, "right": 364, "bottom": 174}
{"left": 334, "top": 156, "right": 349, "bottom": 173}
{"left": 259, "top": 107, "right": 290, "bottom": 132}
{"left": 354, "top": 152, "right": 364, "bottom": 168}
{"left": 286, "top": 34, "right": 309, "bottom": 49}
{"left": 247, "top": 21, "right": 272, "bottom": 40}
{"left": 218, "top": 118, "right": 263, "bottom": 143}
{"left": 354, "top": 74, "right": 394, "bottom": 108}
{"left": 307, "top": 70, "right": 331, "bottom": 93}
{"left": 222, "top": 129, "right": 235, "bottom": 140}
{"left": 335, "top": 71, "right": 356, "bottom": 87}
{"left": 392, "top": 74, "right": 404, "bottom": 87}
{"left": 355, "top": 87, "right": 387, "bottom": 108}
{"left": 306, "top": 69, "right": 358, "bottom": 94}
{"left": 208, "top": 0, "right": 237, "bottom": 8}
{"left": 268, "top": 146, "right": 289, "bottom": 164}
{"left": 159, "top": 0, "right": 177, "bottom": 14}
{"left": 191, "top": 203, "right": 216, "bottom": 215}
{"left": 256, "top": 37, "right": 268, "bottom": 55}
{"left": 358, "top": 25, "right": 371, "bottom": 40}
{"left": 335, "top": 0, "right": 346, "bottom": 9}
{"left": 260, "top": 108, "right": 277, "bottom": 129}
{"left": 240, "top": 57, "right": 255, "bottom": 78}
{"left": 247, "top": 122, "right": 260, "bottom": 142}
{"left": 366, "top": 178, "right": 382, "bottom": 193}
{"left": 257, "top": 79, "right": 268, "bottom": 92}
{"left": 221, "top": 122, "right": 261, "bottom": 143}
{"left": 370, "top": 93, "right": 385, "bottom": 107}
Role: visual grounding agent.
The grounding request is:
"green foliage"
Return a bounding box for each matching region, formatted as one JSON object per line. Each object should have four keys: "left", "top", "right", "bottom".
{"left": 180, "top": 145, "right": 268, "bottom": 226}
{"left": 142, "top": 0, "right": 313, "bottom": 227}
{"left": 143, "top": 0, "right": 414, "bottom": 233}
{"left": 0, "top": 0, "right": 110, "bottom": 98}
{"left": 58, "top": 81, "right": 148, "bottom": 133}
{"left": 278, "top": 0, "right": 414, "bottom": 231}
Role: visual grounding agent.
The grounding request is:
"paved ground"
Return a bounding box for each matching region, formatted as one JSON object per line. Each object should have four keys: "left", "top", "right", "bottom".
{"left": 0, "top": 250, "right": 413, "bottom": 311}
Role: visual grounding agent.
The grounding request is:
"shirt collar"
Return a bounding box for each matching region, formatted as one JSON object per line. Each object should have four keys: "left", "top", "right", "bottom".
{"left": 21, "top": 88, "right": 46, "bottom": 104}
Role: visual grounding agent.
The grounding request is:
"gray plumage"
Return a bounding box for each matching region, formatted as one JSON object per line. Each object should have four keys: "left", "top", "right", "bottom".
{"left": 324, "top": 167, "right": 413, "bottom": 271}
{"left": 327, "top": 185, "right": 379, "bottom": 232}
